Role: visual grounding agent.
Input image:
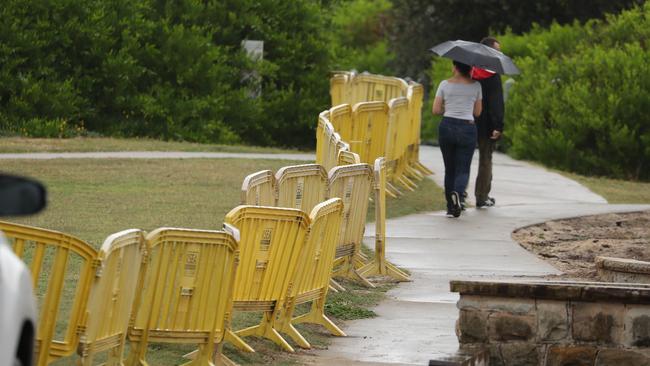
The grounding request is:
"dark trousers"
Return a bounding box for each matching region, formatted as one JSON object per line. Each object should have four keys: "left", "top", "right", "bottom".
{"left": 438, "top": 117, "right": 477, "bottom": 209}
{"left": 475, "top": 136, "right": 494, "bottom": 203}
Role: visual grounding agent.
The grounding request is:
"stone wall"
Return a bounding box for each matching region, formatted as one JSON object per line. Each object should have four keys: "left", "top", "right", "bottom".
{"left": 596, "top": 256, "right": 650, "bottom": 284}
{"left": 451, "top": 280, "right": 650, "bottom": 366}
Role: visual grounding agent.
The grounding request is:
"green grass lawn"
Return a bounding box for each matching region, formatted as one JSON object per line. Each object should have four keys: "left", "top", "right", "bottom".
{"left": 561, "top": 171, "right": 650, "bottom": 204}
{"left": 0, "top": 136, "right": 304, "bottom": 154}
{"left": 2, "top": 157, "right": 443, "bottom": 365}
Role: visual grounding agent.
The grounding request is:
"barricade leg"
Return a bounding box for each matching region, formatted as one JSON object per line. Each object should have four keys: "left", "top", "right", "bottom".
{"left": 224, "top": 330, "right": 255, "bottom": 353}
{"left": 125, "top": 338, "right": 148, "bottom": 366}
{"left": 292, "top": 297, "right": 346, "bottom": 337}
{"left": 414, "top": 160, "right": 433, "bottom": 175}
{"left": 386, "top": 182, "right": 402, "bottom": 198}
{"left": 397, "top": 175, "right": 417, "bottom": 191}
{"left": 405, "top": 165, "right": 424, "bottom": 181}
{"left": 329, "top": 279, "right": 346, "bottom": 292}
{"left": 235, "top": 312, "right": 295, "bottom": 353}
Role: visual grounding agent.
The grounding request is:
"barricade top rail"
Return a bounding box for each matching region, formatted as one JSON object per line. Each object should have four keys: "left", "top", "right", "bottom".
{"left": 388, "top": 96, "right": 409, "bottom": 109}
{"left": 352, "top": 101, "right": 389, "bottom": 113}
{"left": 80, "top": 228, "right": 145, "bottom": 365}
{"left": 327, "top": 162, "right": 374, "bottom": 182}
{"left": 241, "top": 169, "right": 276, "bottom": 204}
{"left": 275, "top": 164, "right": 328, "bottom": 184}
{"left": 0, "top": 220, "right": 98, "bottom": 364}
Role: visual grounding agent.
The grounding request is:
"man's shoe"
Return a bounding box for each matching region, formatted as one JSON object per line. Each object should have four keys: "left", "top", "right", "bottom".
{"left": 476, "top": 198, "right": 495, "bottom": 208}
{"left": 450, "top": 191, "right": 462, "bottom": 217}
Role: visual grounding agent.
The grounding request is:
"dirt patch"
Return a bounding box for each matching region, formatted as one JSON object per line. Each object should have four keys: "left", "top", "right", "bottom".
{"left": 512, "top": 210, "right": 650, "bottom": 280}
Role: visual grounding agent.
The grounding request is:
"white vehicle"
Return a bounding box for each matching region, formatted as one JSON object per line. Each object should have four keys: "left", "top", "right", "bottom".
{"left": 0, "top": 174, "right": 46, "bottom": 366}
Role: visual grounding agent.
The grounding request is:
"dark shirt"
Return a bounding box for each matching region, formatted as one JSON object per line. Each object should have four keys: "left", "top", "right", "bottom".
{"left": 475, "top": 74, "right": 504, "bottom": 138}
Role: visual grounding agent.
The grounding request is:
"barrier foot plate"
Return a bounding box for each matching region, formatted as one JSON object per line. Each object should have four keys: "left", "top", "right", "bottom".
{"left": 329, "top": 278, "right": 346, "bottom": 292}
{"left": 236, "top": 318, "right": 295, "bottom": 353}
{"left": 359, "top": 259, "right": 410, "bottom": 282}
{"left": 405, "top": 165, "right": 424, "bottom": 181}
{"left": 224, "top": 329, "right": 255, "bottom": 353}
{"left": 397, "top": 177, "right": 416, "bottom": 192}
{"left": 414, "top": 161, "right": 433, "bottom": 175}
{"left": 293, "top": 304, "right": 346, "bottom": 337}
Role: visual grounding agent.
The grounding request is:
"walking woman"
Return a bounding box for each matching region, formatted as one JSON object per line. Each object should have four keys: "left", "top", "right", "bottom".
{"left": 432, "top": 61, "right": 482, "bottom": 217}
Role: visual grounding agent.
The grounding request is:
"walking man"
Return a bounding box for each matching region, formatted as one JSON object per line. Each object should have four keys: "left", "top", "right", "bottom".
{"left": 471, "top": 36, "right": 504, "bottom": 207}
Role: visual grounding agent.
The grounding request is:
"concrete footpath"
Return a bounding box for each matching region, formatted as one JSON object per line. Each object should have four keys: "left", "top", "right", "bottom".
{"left": 310, "top": 145, "right": 650, "bottom": 365}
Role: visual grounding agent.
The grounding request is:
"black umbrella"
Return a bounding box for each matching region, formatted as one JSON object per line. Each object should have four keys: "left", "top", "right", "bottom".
{"left": 430, "top": 40, "right": 520, "bottom": 75}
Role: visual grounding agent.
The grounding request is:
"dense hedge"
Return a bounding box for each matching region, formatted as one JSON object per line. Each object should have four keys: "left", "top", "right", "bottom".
{"left": 501, "top": 2, "right": 650, "bottom": 180}
{"left": 0, "top": 0, "right": 332, "bottom": 148}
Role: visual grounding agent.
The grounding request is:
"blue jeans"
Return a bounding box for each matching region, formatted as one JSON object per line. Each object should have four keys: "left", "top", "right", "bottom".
{"left": 438, "top": 117, "right": 477, "bottom": 209}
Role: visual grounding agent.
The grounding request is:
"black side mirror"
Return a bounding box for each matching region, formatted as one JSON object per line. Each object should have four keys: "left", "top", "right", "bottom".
{"left": 0, "top": 174, "right": 47, "bottom": 216}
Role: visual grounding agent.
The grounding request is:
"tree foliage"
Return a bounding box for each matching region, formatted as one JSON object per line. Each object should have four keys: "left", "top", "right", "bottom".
{"left": 503, "top": 2, "right": 650, "bottom": 180}
{"left": 387, "top": 0, "right": 644, "bottom": 85}
{"left": 0, "top": 0, "right": 333, "bottom": 148}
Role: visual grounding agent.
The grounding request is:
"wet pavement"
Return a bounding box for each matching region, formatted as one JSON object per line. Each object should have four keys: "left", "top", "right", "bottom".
{"left": 309, "top": 145, "right": 650, "bottom": 365}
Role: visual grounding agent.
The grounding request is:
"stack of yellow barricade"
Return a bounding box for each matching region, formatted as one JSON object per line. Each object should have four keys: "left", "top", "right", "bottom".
{"left": 318, "top": 71, "right": 433, "bottom": 192}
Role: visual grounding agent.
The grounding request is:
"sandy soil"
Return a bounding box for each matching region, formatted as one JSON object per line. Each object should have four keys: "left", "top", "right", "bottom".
{"left": 512, "top": 210, "right": 650, "bottom": 280}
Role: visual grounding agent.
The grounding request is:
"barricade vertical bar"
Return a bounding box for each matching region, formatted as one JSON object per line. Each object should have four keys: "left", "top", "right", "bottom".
{"left": 358, "top": 158, "right": 410, "bottom": 282}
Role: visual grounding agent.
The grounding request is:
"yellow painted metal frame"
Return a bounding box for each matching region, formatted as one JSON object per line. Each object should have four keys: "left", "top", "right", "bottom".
{"left": 224, "top": 206, "right": 310, "bottom": 353}
{"left": 276, "top": 164, "right": 328, "bottom": 214}
{"left": 387, "top": 97, "right": 418, "bottom": 192}
{"left": 78, "top": 229, "right": 146, "bottom": 365}
{"left": 274, "top": 198, "right": 345, "bottom": 348}
{"left": 241, "top": 170, "right": 277, "bottom": 206}
{"left": 329, "top": 103, "right": 353, "bottom": 142}
{"left": 326, "top": 164, "right": 374, "bottom": 288}
{"left": 0, "top": 221, "right": 98, "bottom": 366}
{"left": 350, "top": 101, "right": 389, "bottom": 165}
{"left": 127, "top": 228, "right": 239, "bottom": 366}
{"left": 358, "top": 158, "right": 410, "bottom": 282}
{"left": 337, "top": 150, "right": 361, "bottom": 166}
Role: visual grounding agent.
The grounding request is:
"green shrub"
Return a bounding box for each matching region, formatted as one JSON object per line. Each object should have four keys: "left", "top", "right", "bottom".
{"left": 0, "top": 0, "right": 334, "bottom": 148}
{"left": 503, "top": 2, "right": 650, "bottom": 180}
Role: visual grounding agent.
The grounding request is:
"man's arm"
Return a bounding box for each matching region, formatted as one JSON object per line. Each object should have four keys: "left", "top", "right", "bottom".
{"left": 488, "top": 75, "right": 505, "bottom": 138}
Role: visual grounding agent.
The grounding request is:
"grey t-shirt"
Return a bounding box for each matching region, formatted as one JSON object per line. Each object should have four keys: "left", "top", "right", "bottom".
{"left": 435, "top": 80, "right": 482, "bottom": 121}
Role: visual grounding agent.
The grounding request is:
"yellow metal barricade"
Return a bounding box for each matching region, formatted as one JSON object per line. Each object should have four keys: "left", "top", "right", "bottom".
{"left": 274, "top": 198, "right": 345, "bottom": 348}
{"left": 127, "top": 228, "right": 239, "bottom": 365}
{"left": 407, "top": 83, "right": 433, "bottom": 175}
{"left": 224, "top": 206, "right": 310, "bottom": 353}
{"left": 329, "top": 103, "right": 353, "bottom": 142}
{"left": 78, "top": 229, "right": 146, "bottom": 365}
{"left": 387, "top": 97, "right": 417, "bottom": 191}
{"left": 276, "top": 164, "right": 328, "bottom": 214}
{"left": 0, "top": 221, "right": 98, "bottom": 366}
{"left": 315, "top": 114, "right": 341, "bottom": 172}
{"left": 337, "top": 150, "right": 361, "bottom": 166}
{"left": 327, "top": 164, "right": 374, "bottom": 287}
{"left": 351, "top": 101, "right": 389, "bottom": 165}
{"left": 241, "top": 170, "right": 277, "bottom": 206}
{"left": 358, "top": 158, "right": 410, "bottom": 282}
{"left": 330, "top": 73, "right": 349, "bottom": 106}
{"left": 315, "top": 110, "right": 330, "bottom": 168}
{"left": 349, "top": 74, "right": 408, "bottom": 104}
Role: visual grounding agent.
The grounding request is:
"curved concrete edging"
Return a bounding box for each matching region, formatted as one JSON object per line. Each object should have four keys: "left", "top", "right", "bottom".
{"left": 313, "top": 145, "right": 650, "bottom": 365}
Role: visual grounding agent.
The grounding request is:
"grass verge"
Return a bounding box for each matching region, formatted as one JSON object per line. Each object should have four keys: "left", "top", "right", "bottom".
{"left": 559, "top": 171, "right": 650, "bottom": 204}
{"left": 2, "top": 157, "right": 440, "bottom": 365}
{"left": 0, "top": 136, "right": 304, "bottom": 154}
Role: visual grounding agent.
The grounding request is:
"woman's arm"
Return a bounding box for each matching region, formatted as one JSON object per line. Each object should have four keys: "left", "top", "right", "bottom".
{"left": 432, "top": 96, "right": 444, "bottom": 115}
{"left": 473, "top": 98, "right": 482, "bottom": 117}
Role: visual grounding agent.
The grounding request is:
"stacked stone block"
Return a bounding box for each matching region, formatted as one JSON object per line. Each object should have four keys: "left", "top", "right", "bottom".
{"left": 452, "top": 280, "right": 650, "bottom": 366}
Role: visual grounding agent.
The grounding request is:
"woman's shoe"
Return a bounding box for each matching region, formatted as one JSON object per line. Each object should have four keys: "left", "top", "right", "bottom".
{"left": 450, "top": 191, "right": 462, "bottom": 217}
